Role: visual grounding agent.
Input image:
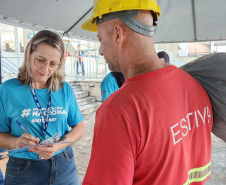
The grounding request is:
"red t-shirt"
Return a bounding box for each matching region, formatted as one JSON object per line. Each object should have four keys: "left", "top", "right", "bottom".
{"left": 83, "top": 66, "right": 213, "bottom": 185}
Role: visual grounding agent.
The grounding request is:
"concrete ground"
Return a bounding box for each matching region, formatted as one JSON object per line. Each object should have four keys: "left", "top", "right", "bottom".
{"left": 206, "top": 135, "right": 226, "bottom": 185}
{"left": 0, "top": 111, "right": 225, "bottom": 184}
{"left": 74, "top": 112, "right": 226, "bottom": 184}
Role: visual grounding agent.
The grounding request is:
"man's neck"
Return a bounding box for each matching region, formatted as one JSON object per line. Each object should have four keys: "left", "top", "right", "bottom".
{"left": 122, "top": 58, "right": 169, "bottom": 80}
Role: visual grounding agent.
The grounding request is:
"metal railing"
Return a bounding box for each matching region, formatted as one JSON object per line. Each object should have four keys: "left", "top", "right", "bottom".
{"left": 64, "top": 55, "right": 108, "bottom": 80}
{"left": 1, "top": 55, "right": 19, "bottom": 82}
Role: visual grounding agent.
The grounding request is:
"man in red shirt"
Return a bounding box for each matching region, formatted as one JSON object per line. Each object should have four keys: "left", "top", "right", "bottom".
{"left": 81, "top": 0, "right": 213, "bottom": 184}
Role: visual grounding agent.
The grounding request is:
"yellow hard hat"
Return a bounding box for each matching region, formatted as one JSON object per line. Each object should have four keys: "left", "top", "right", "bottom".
{"left": 82, "top": 0, "right": 161, "bottom": 32}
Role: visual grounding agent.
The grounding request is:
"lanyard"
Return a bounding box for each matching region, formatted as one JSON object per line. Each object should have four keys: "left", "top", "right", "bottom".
{"left": 31, "top": 88, "right": 51, "bottom": 139}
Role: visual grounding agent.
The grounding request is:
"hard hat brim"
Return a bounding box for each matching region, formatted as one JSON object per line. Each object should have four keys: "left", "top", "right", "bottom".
{"left": 82, "top": 18, "right": 98, "bottom": 32}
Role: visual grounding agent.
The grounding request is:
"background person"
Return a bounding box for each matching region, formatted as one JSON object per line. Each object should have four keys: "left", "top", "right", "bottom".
{"left": 4, "top": 43, "right": 14, "bottom": 52}
{"left": 101, "top": 72, "right": 125, "bottom": 101}
{"left": 81, "top": 0, "right": 213, "bottom": 184}
{"left": 75, "top": 45, "right": 85, "bottom": 76}
{"left": 157, "top": 51, "right": 170, "bottom": 63}
{"left": 0, "top": 30, "right": 84, "bottom": 185}
{"left": 64, "top": 48, "right": 70, "bottom": 61}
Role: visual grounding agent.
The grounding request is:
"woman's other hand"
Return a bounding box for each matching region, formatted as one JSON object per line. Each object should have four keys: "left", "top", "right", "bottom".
{"left": 29, "top": 144, "right": 59, "bottom": 160}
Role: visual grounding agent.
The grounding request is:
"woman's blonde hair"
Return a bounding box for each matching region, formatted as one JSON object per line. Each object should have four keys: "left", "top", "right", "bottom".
{"left": 18, "top": 30, "right": 65, "bottom": 91}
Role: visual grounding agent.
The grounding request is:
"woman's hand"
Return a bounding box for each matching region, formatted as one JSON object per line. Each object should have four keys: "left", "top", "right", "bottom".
{"left": 29, "top": 144, "right": 60, "bottom": 160}
{"left": 15, "top": 133, "right": 40, "bottom": 149}
{"left": 28, "top": 121, "right": 85, "bottom": 160}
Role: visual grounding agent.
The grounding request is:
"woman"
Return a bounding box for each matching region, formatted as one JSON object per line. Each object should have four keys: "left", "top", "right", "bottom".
{"left": 0, "top": 30, "right": 85, "bottom": 185}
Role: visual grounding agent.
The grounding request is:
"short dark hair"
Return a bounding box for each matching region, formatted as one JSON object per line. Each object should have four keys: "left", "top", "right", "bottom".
{"left": 157, "top": 51, "right": 170, "bottom": 63}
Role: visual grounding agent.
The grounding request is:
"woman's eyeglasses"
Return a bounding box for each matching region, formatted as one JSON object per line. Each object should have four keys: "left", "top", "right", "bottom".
{"left": 34, "top": 57, "right": 61, "bottom": 71}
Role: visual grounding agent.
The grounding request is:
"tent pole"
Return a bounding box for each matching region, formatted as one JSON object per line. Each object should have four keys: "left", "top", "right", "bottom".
{"left": 64, "top": 7, "right": 93, "bottom": 35}
{"left": 191, "top": 0, "right": 197, "bottom": 41}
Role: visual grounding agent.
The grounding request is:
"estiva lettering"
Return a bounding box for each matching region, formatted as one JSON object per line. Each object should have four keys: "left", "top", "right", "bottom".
{"left": 170, "top": 106, "right": 211, "bottom": 145}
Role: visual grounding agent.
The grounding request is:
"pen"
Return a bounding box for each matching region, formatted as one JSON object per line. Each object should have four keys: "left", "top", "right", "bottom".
{"left": 16, "top": 120, "right": 41, "bottom": 159}
{"left": 16, "top": 120, "right": 29, "bottom": 134}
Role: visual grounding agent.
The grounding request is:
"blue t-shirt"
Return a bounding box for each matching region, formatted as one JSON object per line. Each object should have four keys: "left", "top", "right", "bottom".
{"left": 0, "top": 78, "right": 83, "bottom": 159}
{"left": 101, "top": 73, "right": 119, "bottom": 101}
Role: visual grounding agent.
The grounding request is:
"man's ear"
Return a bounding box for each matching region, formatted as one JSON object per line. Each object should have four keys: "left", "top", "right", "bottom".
{"left": 113, "top": 24, "right": 124, "bottom": 48}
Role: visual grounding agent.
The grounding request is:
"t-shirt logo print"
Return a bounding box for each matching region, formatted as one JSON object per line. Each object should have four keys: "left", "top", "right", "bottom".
{"left": 21, "top": 108, "right": 31, "bottom": 117}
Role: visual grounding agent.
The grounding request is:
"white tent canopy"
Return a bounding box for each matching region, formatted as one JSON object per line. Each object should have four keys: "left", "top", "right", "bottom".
{"left": 0, "top": 0, "right": 226, "bottom": 43}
